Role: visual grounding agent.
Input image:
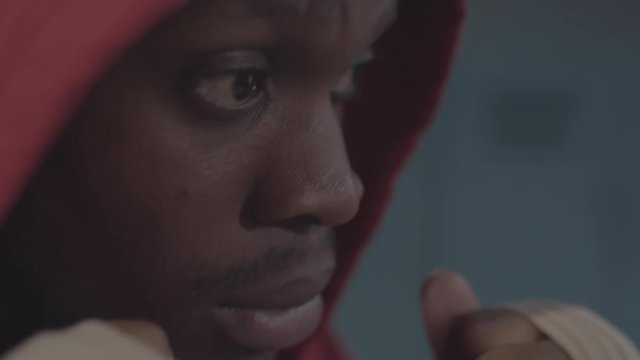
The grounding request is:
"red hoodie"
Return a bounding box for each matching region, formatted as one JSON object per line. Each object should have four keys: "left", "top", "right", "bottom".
{"left": 0, "top": 0, "right": 465, "bottom": 358}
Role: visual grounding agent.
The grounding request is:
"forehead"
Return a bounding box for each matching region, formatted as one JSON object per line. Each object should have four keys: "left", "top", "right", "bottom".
{"left": 145, "top": 0, "right": 396, "bottom": 71}
{"left": 229, "top": 0, "right": 393, "bottom": 16}
{"left": 186, "top": 0, "right": 396, "bottom": 35}
{"left": 248, "top": 0, "right": 342, "bottom": 18}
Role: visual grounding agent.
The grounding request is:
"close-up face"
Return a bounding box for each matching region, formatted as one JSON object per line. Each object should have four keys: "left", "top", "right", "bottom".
{"left": 0, "top": 0, "right": 396, "bottom": 359}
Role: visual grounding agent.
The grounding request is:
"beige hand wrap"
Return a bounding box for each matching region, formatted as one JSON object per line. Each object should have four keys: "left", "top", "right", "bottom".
{"left": 508, "top": 301, "right": 640, "bottom": 360}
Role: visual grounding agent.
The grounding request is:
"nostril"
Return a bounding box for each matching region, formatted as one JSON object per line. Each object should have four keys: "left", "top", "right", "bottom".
{"left": 284, "top": 215, "right": 321, "bottom": 234}
{"left": 240, "top": 202, "right": 260, "bottom": 230}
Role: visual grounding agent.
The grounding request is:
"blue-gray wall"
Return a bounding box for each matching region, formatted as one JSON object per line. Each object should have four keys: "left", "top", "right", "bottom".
{"left": 336, "top": 0, "right": 640, "bottom": 358}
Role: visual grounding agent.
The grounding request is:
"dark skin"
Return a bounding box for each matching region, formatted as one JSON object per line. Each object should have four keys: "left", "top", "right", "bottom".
{"left": 0, "top": 0, "right": 572, "bottom": 359}
{"left": 0, "top": 0, "right": 389, "bottom": 359}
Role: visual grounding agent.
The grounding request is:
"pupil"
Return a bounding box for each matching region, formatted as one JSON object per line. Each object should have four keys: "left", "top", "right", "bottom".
{"left": 233, "top": 73, "right": 258, "bottom": 101}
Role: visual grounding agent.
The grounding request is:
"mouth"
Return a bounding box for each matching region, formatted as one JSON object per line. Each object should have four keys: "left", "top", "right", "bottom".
{"left": 209, "top": 268, "right": 333, "bottom": 351}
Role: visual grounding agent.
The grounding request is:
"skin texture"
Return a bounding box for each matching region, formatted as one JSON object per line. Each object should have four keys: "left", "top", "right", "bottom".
{"left": 0, "top": 1, "right": 576, "bottom": 360}
{"left": 0, "top": 0, "right": 394, "bottom": 359}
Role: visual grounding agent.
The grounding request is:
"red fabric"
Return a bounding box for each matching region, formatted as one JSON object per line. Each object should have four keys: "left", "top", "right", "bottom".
{"left": 0, "top": 0, "right": 465, "bottom": 358}
{"left": 0, "top": 0, "right": 187, "bottom": 222}
{"left": 286, "top": 0, "right": 466, "bottom": 358}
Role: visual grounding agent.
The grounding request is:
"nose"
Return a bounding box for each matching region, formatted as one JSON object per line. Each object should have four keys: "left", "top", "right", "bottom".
{"left": 248, "top": 100, "right": 364, "bottom": 229}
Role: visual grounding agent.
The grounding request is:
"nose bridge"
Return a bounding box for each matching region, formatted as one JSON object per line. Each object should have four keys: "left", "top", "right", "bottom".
{"left": 286, "top": 107, "right": 352, "bottom": 191}
{"left": 250, "top": 99, "right": 363, "bottom": 228}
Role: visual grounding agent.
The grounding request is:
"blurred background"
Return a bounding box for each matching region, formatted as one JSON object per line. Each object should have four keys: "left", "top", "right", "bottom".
{"left": 335, "top": 0, "right": 640, "bottom": 358}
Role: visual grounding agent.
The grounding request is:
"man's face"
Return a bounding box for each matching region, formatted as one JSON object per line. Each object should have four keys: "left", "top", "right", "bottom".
{"left": 1, "top": 0, "right": 395, "bottom": 359}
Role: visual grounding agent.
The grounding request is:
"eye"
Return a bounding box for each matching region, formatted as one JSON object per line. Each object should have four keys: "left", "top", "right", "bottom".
{"left": 331, "top": 68, "right": 357, "bottom": 104}
{"left": 193, "top": 70, "right": 268, "bottom": 111}
{"left": 331, "top": 53, "right": 375, "bottom": 104}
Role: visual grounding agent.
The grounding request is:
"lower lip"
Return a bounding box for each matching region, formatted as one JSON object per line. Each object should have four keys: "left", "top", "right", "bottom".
{"left": 210, "top": 296, "right": 324, "bottom": 351}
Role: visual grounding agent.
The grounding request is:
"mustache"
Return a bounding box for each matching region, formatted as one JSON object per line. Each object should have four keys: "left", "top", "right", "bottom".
{"left": 189, "top": 244, "right": 310, "bottom": 298}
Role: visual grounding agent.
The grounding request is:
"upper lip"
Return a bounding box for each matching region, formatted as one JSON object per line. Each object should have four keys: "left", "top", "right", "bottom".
{"left": 215, "top": 265, "right": 335, "bottom": 310}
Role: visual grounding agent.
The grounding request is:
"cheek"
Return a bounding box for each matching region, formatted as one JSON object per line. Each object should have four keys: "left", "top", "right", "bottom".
{"left": 48, "top": 80, "right": 269, "bottom": 303}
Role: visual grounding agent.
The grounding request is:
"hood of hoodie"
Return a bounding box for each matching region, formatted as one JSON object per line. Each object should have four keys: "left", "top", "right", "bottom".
{"left": 0, "top": 0, "right": 465, "bottom": 358}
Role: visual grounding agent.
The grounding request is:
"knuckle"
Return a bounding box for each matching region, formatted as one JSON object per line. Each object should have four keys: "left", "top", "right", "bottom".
{"left": 451, "top": 309, "right": 540, "bottom": 357}
{"left": 451, "top": 310, "right": 508, "bottom": 349}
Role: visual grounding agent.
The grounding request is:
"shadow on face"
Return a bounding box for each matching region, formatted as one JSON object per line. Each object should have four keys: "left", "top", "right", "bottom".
{"left": 0, "top": 0, "right": 396, "bottom": 359}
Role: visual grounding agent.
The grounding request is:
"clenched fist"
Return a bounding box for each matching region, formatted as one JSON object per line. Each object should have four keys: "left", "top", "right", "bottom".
{"left": 421, "top": 271, "right": 570, "bottom": 360}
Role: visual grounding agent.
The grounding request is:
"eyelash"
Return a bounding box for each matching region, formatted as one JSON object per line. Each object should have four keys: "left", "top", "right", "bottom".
{"left": 185, "top": 68, "right": 270, "bottom": 120}
{"left": 182, "top": 54, "right": 373, "bottom": 121}
{"left": 331, "top": 61, "right": 373, "bottom": 105}
{"left": 200, "top": 70, "right": 267, "bottom": 103}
